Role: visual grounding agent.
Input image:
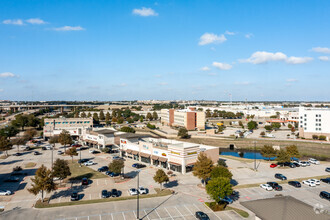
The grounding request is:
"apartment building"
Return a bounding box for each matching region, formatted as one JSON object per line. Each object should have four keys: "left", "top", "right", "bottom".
{"left": 43, "top": 117, "right": 93, "bottom": 139}
{"left": 119, "top": 137, "right": 219, "bottom": 174}
{"left": 298, "top": 107, "right": 330, "bottom": 140}
{"left": 160, "top": 109, "right": 205, "bottom": 130}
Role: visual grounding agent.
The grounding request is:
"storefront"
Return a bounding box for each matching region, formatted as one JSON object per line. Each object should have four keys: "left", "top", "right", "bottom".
{"left": 125, "top": 149, "right": 133, "bottom": 159}
{"left": 140, "top": 153, "right": 151, "bottom": 164}
{"left": 132, "top": 151, "right": 139, "bottom": 161}
{"left": 152, "top": 156, "right": 160, "bottom": 166}
{"left": 169, "top": 162, "right": 182, "bottom": 173}
{"left": 186, "top": 163, "right": 195, "bottom": 172}
{"left": 159, "top": 157, "right": 168, "bottom": 169}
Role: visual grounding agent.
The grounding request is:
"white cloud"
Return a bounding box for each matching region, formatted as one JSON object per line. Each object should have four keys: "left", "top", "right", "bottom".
{"left": 245, "top": 33, "right": 253, "bottom": 39}
{"left": 200, "top": 66, "right": 210, "bottom": 71}
{"left": 225, "top": 31, "right": 235, "bottom": 35}
{"left": 26, "top": 18, "right": 46, "bottom": 24}
{"left": 132, "top": 7, "right": 158, "bottom": 16}
{"left": 212, "top": 62, "right": 232, "bottom": 70}
{"left": 0, "top": 72, "right": 17, "bottom": 78}
{"left": 52, "top": 26, "right": 85, "bottom": 31}
{"left": 319, "top": 56, "right": 330, "bottom": 61}
{"left": 311, "top": 47, "right": 330, "bottom": 54}
{"left": 286, "top": 78, "right": 298, "bottom": 82}
{"left": 3, "top": 19, "right": 24, "bottom": 25}
{"left": 235, "top": 81, "right": 251, "bottom": 85}
{"left": 158, "top": 82, "right": 168, "bottom": 85}
{"left": 240, "top": 51, "right": 312, "bottom": 65}
{"left": 286, "top": 56, "right": 313, "bottom": 64}
{"left": 199, "top": 33, "right": 226, "bottom": 46}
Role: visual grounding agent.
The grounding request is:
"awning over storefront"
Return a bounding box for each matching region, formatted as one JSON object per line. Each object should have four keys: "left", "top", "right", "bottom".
{"left": 140, "top": 152, "right": 151, "bottom": 158}
{"left": 131, "top": 150, "right": 139, "bottom": 155}
{"left": 151, "top": 155, "right": 159, "bottom": 160}
{"left": 186, "top": 163, "right": 195, "bottom": 166}
{"left": 85, "top": 139, "right": 98, "bottom": 145}
{"left": 126, "top": 149, "right": 132, "bottom": 154}
{"left": 169, "top": 161, "right": 181, "bottom": 166}
{"left": 159, "top": 157, "right": 168, "bottom": 162}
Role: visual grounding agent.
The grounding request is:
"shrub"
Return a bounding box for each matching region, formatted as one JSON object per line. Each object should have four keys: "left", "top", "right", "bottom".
{"left": 147, "top": 123, "right": 156, "bottom": 129}
{"left": 101, "top": 147, "right": 111, "bottom": 153}
{"left": 260, "top": 131, "right": 265, "bottom": 136}
{"left": 319, "top": 135, "right": 326, "bottom": 141}
{"left": 13, "top": 166, "right": 22, "bottom": 172}
{"left": 312, "top": 135, "right": 319, "bottom": 140}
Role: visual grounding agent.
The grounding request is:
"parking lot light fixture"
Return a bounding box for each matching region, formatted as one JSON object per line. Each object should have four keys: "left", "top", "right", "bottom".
{"left": 137, "top": 169, "right": 141, "bottom": 220}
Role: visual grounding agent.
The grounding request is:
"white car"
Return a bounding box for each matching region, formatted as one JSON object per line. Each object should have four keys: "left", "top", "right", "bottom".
{"left": 308, "top": 158, "right": 320, "bottom": 165}
{"left": 89, "top": 149, "right": 96, "bottom": 153}
{"left": 0, "top": 190, "right": 12, "bottom": 196}
{"left": 129, "top": 188, "right": 138, "bottom": 196}
{"left": 260, "top": 184, "right": 273, "bottom": 191}
{"left": 45, "top": 145, "right": 53, "bottom": 150}
{"left": 138, "top": 187, "right": 148, "bottom": 194}
{"left": 302, "top": 180, "right": 316, "bottom": 187}
{"left": 298, "top": 161, "right": 307, "bottom": 167}
{"left": 84, "top": 161, "right": 95, "bottom": 166}
{"left": 57, "top": 150, "right": 63, "bottom": 155}
{"left": 308, "top": 179, "right": 320, "bottom": 185}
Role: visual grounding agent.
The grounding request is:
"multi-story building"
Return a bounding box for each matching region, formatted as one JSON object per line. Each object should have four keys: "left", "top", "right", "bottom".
{"left": 160, "top": 109, "right": 205, "bottom": 130}
{"left": 82, "top": 128, "right": 116, "bottom": 149}
{"left": 43, "top": 117, "right": 93, "bottom": 140}
{"left": 120, "top": 137, "right": 219, "bottom": 174}
{"left": 299, "top": 107, "right": 330, "bottom": 140}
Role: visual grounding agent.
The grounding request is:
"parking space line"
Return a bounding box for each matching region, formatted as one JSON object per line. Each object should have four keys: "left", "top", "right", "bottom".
{"left": 164, "top": 207, "right": 174, "bottom": 219}
{"left": 122, "top": 212, "right": 126, "bottom": 220}
{"left": 155, "top": 209, "right": 162, "bottom": 219}
{"left": 89, "top": 194, "right": 92, "bottom": 200}
{"left": 175, "top": 206, "right": 186, "bottom": 219}
{"left": 223, "top": 211, "right": 234, "bottom": 220}
{"left": 143, "top": 210, "right": 150, "bottom": 220}
{"left": 184, "top": 204, "right": 194, "bottom": 216}
{"left": 111, "top": 213, "right": 113, "bottom": 220}
{"left": 133, "top": 210, "right": 137, "bottom": 219}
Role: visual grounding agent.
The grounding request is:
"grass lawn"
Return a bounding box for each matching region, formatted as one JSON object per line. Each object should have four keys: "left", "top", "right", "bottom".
{"left": 35, "top": 188, "right": 173, "bottom": 208}
{"left": 226, "top": 206, "right": 249, "bottom": 218}
{"left": 67, "top": 161, "right": 108, "bottom": 180}
{"left": 25, "top": 162, "right": 37, "bottom": 168}
{"left": 205, "top": 202, "right": 249, "bottom": 218}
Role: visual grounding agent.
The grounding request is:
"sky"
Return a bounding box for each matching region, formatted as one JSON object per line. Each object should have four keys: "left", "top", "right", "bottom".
{"left": 0, "top": 0, "right": 330, "bottom": 101}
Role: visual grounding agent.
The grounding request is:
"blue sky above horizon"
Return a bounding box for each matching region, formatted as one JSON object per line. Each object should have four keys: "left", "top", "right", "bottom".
{"left": 0, "top": 0, "right": 330, "bottom": 101}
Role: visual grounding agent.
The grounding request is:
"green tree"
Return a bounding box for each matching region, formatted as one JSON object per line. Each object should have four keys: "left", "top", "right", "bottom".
{"left": 65, "top": 147, "right": 78, "bottom": 162}
{"left": 277, "top": 149, "right": 291, "bottom": 163}
{"left": 206, "top": 177, "right": 233, "bottom": 204}
{"left": 146, "top": 112, "right": 153, "bottom": 121}
{"left": 247, "top": 121, "right": 258, "bottom": 130}
{"left": 99, "top": 111, "right": 105, "bottom": 121}
{"left": 87, "top": 112, "right": 92, "bottom": 118}
{"left": 120, "top": 126, "right": 136, "bottom": 133}
{"left": 52, "top": 159, "right": 71, "bottom": 184}
{"left": 108, "top": 159, "right": 124, "bottom": 174}
{"left": 93, "top": 113, "right": 99, "bottom": 122}
{"left": 152, "top": 111, "right": 158, "bottom": 120}
{"left": 260, "top": 131, "right": 266, "bottom": 136}
{"left": 49, "top": 136, "right": 59, "bottom": 148}
{"left": 11, "top": 137, "right": 27, "bottom": 153}
{"left": 0, "top": 125, "right": 19, "bottom": 138}
{"left": 105, "top": 112, "right": 111, "bottom": 122}
{"left": 139, "top": 116, "right": 144, "bottom": 122}
{"left": 286, "top": 145, "right": 300, "bottom": 160}
{"left": 27, "top": 114, "right": 39, "bottom": 127}
{"left": 153, "top": 169, "right": 169, "bottom": 190}
{"left": 271, "top": 122, "right": 281, "bottom": 130}
{"left": 319, "top": 135, "right": 326, "bottom": 140}
{"left": 178, "top": 127, "right": 189, "bottom": 138}
{"left": 0, "top": 136, "right": 12, "bottom": 156}
{"left": 264, "top": 125, "right": 273, "bottom": 131}
{"left": 80, "top": 112, "right": 87, "bottom": 118}
{"left": 28, "top": 165, "right": 57, "bottom": 202}
{"left": 12, "top": 114, "right": 29, "bottom": 130}
{"left": 260, "top": 145, "right": 277, "bottom": 161}
{"left": 24, "top": 128, "right": 37, "bottom": 140}
{"left": 193, "top": 153, "right": 214, "bottom": 186}
{"left": 58, "top": 130, "right": 72, "bottom": 153}
{"left": 288, "top": 124, "right": 293, "bottom": 129}
{"left": 217, "top": 159, "right": 227, "bottom": 167}
{"left": 117, "top": 117, "right": 124, "bottom": 124}
{"left": 210, "top": 166, "right": 233, "bottom": 179}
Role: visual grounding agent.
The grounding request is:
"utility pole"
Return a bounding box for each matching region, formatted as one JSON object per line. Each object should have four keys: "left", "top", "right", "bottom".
{"left": 136, "top": 169, "right": 141, "bottom": 220}
{"left": 51, "top": 143, "right": 54, "bottom": 169}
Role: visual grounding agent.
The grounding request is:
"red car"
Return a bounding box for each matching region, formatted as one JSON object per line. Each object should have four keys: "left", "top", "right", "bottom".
{"left": 72, "top": 144, "right": 82, "bottom": 148}
{"left": 270, "top": 163, "right": 278, "bottom": 168}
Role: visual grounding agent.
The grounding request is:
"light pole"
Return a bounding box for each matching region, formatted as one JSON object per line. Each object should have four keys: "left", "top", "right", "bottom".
{"left": 51, "top": 143, "right": 54, "bottom": 169}
{"left": 136, "top": 169, "right": 141, "bottom": 220}
{"left": 254, "top": 141, "right": 257, "bottom": 171}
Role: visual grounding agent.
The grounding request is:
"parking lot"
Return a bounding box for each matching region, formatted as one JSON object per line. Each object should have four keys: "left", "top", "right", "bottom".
{"left": 56, "top": 202, "right": 244, "bottom": 220}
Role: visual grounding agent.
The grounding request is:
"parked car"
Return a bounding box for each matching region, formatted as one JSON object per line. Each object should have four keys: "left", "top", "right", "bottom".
{"left": 129, "top": 188, "right": 138, "bottom": 196}
{"left": 320, "top": 177, "right": 330, "bottom": 184}
{"left": 275, "top": 173, "right": 287, "bottom": 180}
{"left": 195, "top": 211, "right": 210, "bottom": 220}
{"left": 5, "top": 176, "right": 19, "bottom": 182}
{"left": 319, "top": 191, "right": 330, "bottom": 201}
{"left": 267, "top": 182, "right": 282, "bottom": 191}
{"left": 89, "top": 149, "right": 96, "bottom": 153}
{"left": 113, "top": 156, "right": 125, "bottom": 160}
{"left": 23, "top": 146, "right": 30, "bottom": 151}
{"left": 81, "top": 178, "right": 89, "bottom": 185}
{"left": 84, "top": 160, "right": 95, "bottom": 166}
{"left": 302, "top": 180, "right": 316, "bottom": 187}
{"left": 41, "top": 146, "right": 47, "bottom": 150}
{"left": 288, "top": 181, "right": 301, "bottom": 188}
{"left": 277, "top": 162, "right": 295, "bottom": 168}
{"left": 132, "top": 163, "right": 146, "bottom": 168}
{"left": 57, "top": 150, "right": 63, "bottom": 155}
{"left": 219, "top": 196, "right": 233, "bottom": 204}
{"left": 14, "top": 153, "right": 21, "bottom": 156}
{"left": 260, "top": 184, "right": 273, "bottom": 191}
{"left": 78, "top": 158, "right": 89, "bottom": 163}
{"left": 98, "top": 166, "right": 109, "bottom": 172}
{"left": 107, "top": 172, "right": 119, "bottom": 177}
{"left": 45, "top": 145, "right": 53, "bottom": 150}
{"left": 325, "top": 167, "right": 330, "bottom": 172}
{"left": 308, "top": 179, "right": 320, "bottom": 185}
{"left": 0, "top": 190, "right": 12, "bottom": 196}
{"left": 292, "top": 162, "right": 300, "bottom": 167}
{"left": 138, "top": 187, "right": 148, "bottom": 194}
{"left": 298, "top": 161, "right": 307, "bottom": 167}
{"left": 270, "top": 163, "right": 277, "bottom": 168}
{"left": 308, "top": 158, "right": 320, "bottom": 165}
{"left": 101, "top": 190, "right": 109, "bottom": 198}
{"left": 111, "top": 189, "right": 119, "bottom": 197}
{"left": 71, "top": 192, "right": 79, "bottom": 201}
{"left": 33, "top": 151, "right": 41, "bottom": 155}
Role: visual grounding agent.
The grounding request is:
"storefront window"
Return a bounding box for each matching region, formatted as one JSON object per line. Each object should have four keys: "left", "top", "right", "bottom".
{"left": 133, "top": 155, "right": 139, "bottom": 161}
{"left": 170, "top": 164, "right": 182, "bottom": 173}
{"left": 161, "top": 161, "right": 168, "bottom": 169}
{"left": 141, "top": 156, "right": 150, "bottom": 164}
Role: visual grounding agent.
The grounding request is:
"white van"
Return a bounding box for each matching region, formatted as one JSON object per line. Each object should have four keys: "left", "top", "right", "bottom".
{"left": 266, "top": 134, "right": 275, "bottom": 138}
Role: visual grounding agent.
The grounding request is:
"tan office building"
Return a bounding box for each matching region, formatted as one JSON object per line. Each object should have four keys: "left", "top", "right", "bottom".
{"left": 160, "top": 109, "right": 205, "bottom": 130}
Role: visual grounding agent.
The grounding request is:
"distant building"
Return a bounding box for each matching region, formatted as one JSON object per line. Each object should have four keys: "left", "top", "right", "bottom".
{"left": 43, "top": 117, "right": 93, "bottom": 140}
{"left": 120, "top": 137, "right": 219, "bottom": 174}
{"left": 160, "top": 109, "right": 205, "bottom": 130}
{"left": 299, "top": 107, "right": 330, "bottom": 140}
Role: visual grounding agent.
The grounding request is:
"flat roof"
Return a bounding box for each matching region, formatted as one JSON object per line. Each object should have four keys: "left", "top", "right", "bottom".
{"left": 241, "top": 196, "right": 329, "bottom": 220}
{"left": 93, "top": 129, "right": 116, "bottom": 135}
